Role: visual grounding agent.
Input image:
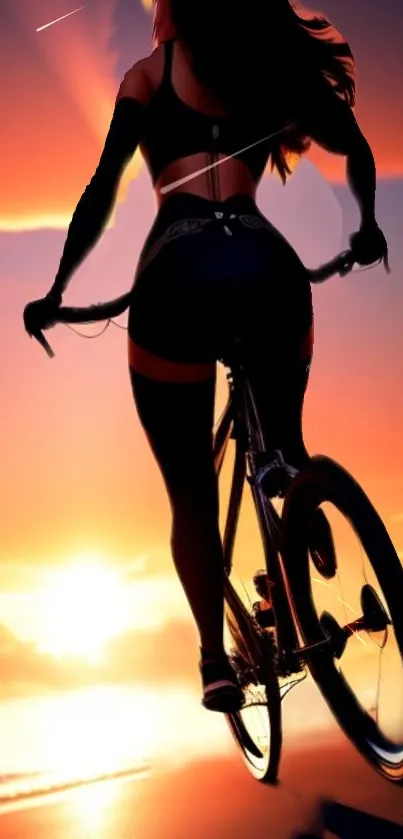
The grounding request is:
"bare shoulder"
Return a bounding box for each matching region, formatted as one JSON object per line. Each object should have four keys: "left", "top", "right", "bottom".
{"left": 116, "top": 47, "right": 165, "bottom": 107}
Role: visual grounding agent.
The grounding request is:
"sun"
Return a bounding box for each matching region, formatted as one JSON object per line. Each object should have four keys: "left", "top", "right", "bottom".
{"left": 39, "top": 556, "right": 130, "bottom": 664}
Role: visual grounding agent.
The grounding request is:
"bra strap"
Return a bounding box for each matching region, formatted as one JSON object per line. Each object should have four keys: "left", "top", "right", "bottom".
{"left": 162, "top": 39, "right": 174, "bottom": 87}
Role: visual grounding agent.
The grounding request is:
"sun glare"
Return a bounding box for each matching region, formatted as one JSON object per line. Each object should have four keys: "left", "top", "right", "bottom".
{"left": 40, "top": 557, "right": 130, "bottom": 663}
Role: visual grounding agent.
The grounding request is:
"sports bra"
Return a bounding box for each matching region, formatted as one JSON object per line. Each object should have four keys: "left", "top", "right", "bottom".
{"left": 142, "top": 39, "right": 273, "bottom": 185}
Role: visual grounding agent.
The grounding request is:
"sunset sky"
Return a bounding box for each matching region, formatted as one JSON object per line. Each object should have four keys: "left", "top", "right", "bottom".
{"left": 0, "top": 0, "right": 403, "bottom": 701}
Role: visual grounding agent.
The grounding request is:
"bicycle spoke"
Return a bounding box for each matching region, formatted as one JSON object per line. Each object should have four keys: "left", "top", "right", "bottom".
{"left": 283, "top": 456, "right": 403, "bottom": 782}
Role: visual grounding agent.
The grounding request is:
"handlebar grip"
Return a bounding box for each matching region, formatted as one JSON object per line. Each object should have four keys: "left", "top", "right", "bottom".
{"left": 31, "top": 330, "right": 55, "bottom": 358}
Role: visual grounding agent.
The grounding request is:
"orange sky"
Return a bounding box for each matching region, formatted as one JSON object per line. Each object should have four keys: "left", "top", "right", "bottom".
{"left": 1, "top": 0, "right": 403, "bottom": 230}
{"left": 0, "top": 0, "right": 402, "bottom": 695}
{"left": 0, "top": 10, "right": 402, "bottom": 833}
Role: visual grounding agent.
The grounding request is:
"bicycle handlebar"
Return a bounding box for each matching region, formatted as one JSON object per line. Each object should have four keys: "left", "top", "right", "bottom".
{"left": 26, "top": 248, "right": 358, "bottom": 358}
{"left": 308, "top": 248, "right": 355, "bottom": 283}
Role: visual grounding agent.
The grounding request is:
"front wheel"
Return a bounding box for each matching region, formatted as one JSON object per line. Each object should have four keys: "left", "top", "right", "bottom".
{"left": 282, "top": 455, "right": 403, "bottom": 784}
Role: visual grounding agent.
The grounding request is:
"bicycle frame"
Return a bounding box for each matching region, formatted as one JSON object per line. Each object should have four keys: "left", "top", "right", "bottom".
{"left": 214, "top": 346, "right": 301, "bottom": 665}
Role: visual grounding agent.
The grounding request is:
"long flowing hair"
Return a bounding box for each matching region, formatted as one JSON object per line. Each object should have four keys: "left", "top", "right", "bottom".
{"left": 151, "top": 0, "right": 355, "bottom": 183}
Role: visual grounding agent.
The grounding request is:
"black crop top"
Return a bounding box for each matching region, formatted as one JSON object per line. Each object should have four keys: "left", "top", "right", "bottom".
{"left": 48, "top": 39, "right": 279, "bottom": 299}
{"left": 142, "top": 39, "right": 273, "bottom": 185}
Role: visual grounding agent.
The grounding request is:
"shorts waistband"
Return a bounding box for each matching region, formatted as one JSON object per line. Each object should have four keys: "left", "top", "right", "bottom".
{"left": 155, "top": 192, "right": 259, "bottom": 221}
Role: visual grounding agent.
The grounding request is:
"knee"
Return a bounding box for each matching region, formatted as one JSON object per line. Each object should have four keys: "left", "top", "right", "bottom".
{"left": 169, "top": 470, "right": 219, "bottom": 522}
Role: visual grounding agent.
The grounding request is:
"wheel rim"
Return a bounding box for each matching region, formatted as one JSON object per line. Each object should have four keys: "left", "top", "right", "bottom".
{"left": 223, "top": 592, "right": 279, "bottom": 781}
{"left": 216, "top": 425, "right": 282, "bottom": 783}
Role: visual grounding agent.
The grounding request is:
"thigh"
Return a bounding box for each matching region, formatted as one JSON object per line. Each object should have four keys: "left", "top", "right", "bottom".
{"left": 245, "top": 323, "right": 313, "bottom": 419}
{"left": 129, "top": 369, "right": 218, "bottom": 514}
{"left": 128, "top": 230, "right": 220, "bottom": 383}
{"left": 235, "top": 243, "right": 314, "bottom": 465}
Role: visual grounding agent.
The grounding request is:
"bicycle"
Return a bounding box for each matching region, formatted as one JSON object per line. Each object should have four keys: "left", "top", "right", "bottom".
{"left": 24, "top": 248, "right": 403, "bottom": 785}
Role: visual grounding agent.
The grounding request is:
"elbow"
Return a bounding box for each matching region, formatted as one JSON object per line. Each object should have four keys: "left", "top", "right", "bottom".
{"left": 346, "top": 131, "right": 374, "bottom": 166}
{"left": 343, "top": 117, "right": 372, "bottom": 157}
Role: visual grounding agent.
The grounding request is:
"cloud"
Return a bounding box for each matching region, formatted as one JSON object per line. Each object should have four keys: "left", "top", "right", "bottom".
{"left": 0, "top": 622, "right": 72, "bottom": 693}
{"left": 0, "top": 614, "right": 199, "bottom": 698}
{"left": 0, "top": 0, "right": 142, "bottom": 231}
{"left": 102, "top": 618, "right": 199, "bottom": 684}
{"left": 2, "top": 0, "right": 403, "bottom": 231}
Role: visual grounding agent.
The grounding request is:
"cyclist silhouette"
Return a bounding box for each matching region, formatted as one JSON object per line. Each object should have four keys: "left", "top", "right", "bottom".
{"left": 26, "top": 0, "right": 389, "bottom": 712}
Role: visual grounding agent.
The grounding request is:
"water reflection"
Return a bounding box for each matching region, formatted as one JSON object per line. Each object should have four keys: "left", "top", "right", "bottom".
{"left": 69, "top": 782, "right": 124, "bottom": 838}
{"left": 0, "top": 684, "right": 232, "bottom": 800}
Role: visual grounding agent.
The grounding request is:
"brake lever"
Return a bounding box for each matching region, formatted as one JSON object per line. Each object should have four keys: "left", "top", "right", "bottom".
{"left": 30, "top": 329, "right": 55, "bottom": 358}
{"left": 24, "top": 301, "right": 56, "bottom": 358}
{"left": 338, "top": 250, "right": 355, "bottom": 276}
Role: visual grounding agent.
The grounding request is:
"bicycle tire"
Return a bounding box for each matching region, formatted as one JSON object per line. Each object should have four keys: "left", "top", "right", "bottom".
{"left": 216, "top": 424, "right": 282, "bottom": 783}
{"left": 282, "top": 454, "right": 403, "bottom": 783}
{"left": 223, "top": 575, "right": 282, "bottom": 783}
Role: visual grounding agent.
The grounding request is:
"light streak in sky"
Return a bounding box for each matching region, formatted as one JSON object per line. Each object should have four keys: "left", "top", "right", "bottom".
{"left": 34, "top": 2, "right": 296, "bottom": 197}
{"left": 36, "top": 4, "right": 90, "bottom": 33}
{"left": 160, "top": 122, "right": 299, "bottom": 194}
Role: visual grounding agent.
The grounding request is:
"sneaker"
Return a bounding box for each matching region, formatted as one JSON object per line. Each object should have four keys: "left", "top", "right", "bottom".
{"left": 200, "top": 654, "right": 244, "bottom": 713}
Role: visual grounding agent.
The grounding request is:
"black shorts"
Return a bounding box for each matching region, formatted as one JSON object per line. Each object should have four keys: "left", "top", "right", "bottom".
{"left": 127, "top": 192, "right": 313, "bottom": 383}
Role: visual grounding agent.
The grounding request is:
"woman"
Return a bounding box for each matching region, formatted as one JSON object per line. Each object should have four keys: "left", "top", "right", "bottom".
{"left": 26, "top": 0, "right": 388, "bottom": 712}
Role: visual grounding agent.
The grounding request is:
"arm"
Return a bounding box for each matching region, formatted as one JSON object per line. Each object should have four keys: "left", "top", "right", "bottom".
{"left": 47, "top": 60, "right": 152, "bottom": 302}
{"left": 305, "top": 88, "right": 376, "bottom": 228}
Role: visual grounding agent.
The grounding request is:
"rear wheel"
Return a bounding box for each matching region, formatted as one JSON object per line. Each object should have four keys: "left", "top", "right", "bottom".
{"left": 215, "top": 409, "right": 282, "bottom": 783}
{"left": 282, "top": 455, "right": 403, "bottom": 783}
{"left": 223, "top": 577, "right": 282, "bottom": 782}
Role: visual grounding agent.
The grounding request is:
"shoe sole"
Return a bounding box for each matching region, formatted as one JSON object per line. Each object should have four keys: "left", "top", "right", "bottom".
{"left": 202, "top": 685, "right": 244, "bottom": 713}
